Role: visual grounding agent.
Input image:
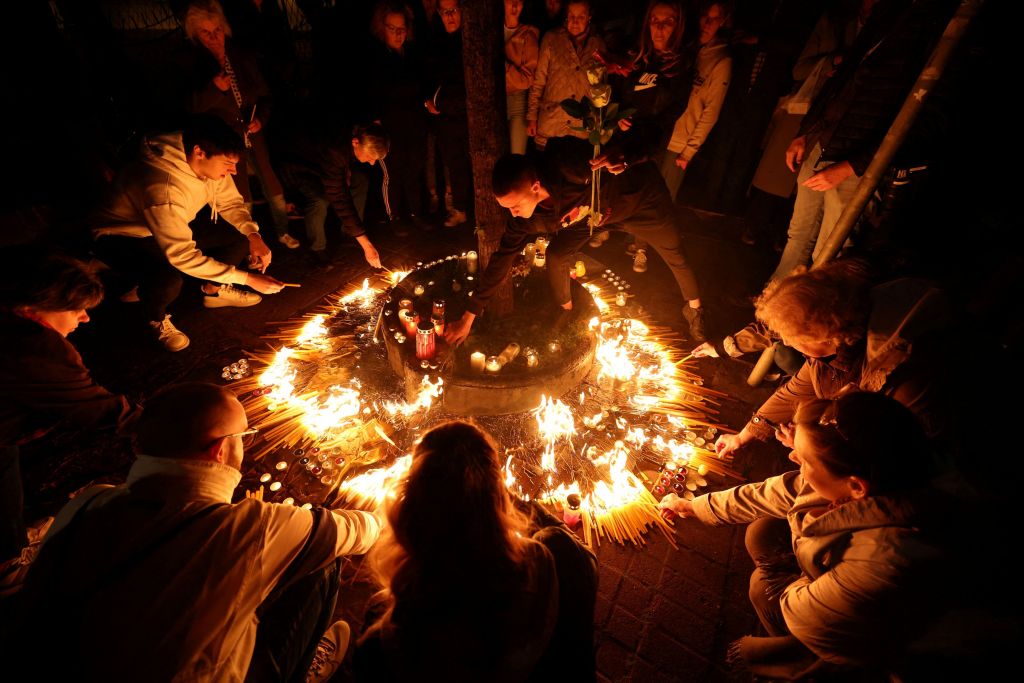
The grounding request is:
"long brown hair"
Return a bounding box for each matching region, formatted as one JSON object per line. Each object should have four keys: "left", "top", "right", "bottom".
{"left": 368, "top": 421, "right": 531, "bottom": 628}
{"left": 634, "top": 0, "right": 686, "bottom": 71}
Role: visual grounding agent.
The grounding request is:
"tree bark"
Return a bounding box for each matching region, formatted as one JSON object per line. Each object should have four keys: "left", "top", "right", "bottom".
{"left": 461, "top": 0, "right": 512, "bottom": 315}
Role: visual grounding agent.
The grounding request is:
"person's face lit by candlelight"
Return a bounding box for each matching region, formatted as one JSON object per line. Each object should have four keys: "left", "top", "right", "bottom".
{"left": 699, "top": 3, "right": 728, "bottom": 45}
{"left": 496, "top": 180, "right": 547, "bottom": 218}
{"left": 565, "top": 2, "right": 591, "bottom": 39}
{"left": 383, "top": 12, "right": 408, "bottom": 51}
{"left": 438, "top": 0, "right": 462, "bottom": 33}
{"left": 649, "top": 4, "right": 679, "bottom": 52}
{"left": 504, "top": 0, "right": 523, "bottom": 27}
{"left": 24, "top": 308, "right": 90, "bottom": 337}
{"left": 189, "top": 146, "right": 239, "bottom": 180}
{"left": 194, "top": 17, "right": 227, "bottom": 57}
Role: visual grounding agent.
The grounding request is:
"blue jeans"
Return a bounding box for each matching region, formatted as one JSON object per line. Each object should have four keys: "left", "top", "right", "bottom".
{"left": 772, "top": 143, "right": 860, "bottom": 280}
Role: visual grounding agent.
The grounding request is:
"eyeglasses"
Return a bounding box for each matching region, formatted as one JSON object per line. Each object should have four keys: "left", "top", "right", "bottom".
{"left": 439, "top": 7, "right": 461, "bottom": 18}
{"left": 384, "top": 23, "right": 407, "bottom": 35}
{"left": 818, "top": 402, "right": 849, "bottom": 441}
{"left": 218, "top": 428, "right": 259, "bottom": 448}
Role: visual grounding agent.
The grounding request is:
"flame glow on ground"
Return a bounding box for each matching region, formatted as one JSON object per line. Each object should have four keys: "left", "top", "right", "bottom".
{"left": 233, "top": 258, "right": 735, "bottom": 547}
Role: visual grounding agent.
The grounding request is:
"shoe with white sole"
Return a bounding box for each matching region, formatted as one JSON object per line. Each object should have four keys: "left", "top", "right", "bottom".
{"left": 632, "top": 248, "right": 648, "bottom": 273}
{"left": 149, "top": 315, "right": 190, "bottom": 352}
{"left": 588, "top": 231, "right": 610, "bottom": 248}
{"left": 203, "top": 284, "right": 262, "bottom": 308}
{"left": 306, "top": 620, "right": 350, "bottom": 683}
{"left": 278, "top": 234, "right": 300, "bottom": 249}
{"left": 443, "top": 208, "right": 467, "bottom": 228}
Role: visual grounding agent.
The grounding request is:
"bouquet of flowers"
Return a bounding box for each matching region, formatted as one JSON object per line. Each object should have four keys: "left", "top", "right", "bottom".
{"left": 559, "top": 62, "right": 635, "bottom": 233}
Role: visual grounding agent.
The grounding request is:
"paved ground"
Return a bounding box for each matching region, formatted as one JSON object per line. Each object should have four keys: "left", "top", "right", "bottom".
{"left": 24, "top": 196, "right": 798, "bottom": 682}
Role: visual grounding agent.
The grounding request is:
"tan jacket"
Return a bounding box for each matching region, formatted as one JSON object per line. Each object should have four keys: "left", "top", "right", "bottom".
{"left": 26, "top": 455, "right": 381, "bottom": 681}
{"left": 527, "top": 28, "right": 605, "bottom": 144}
{"left": 92, "top": 133, "right": 258, "bottom": 286}
{"left": 693, "top": 471, "right": 945, "bottom": 666}
{"left": 667, "top": 38, "right": 732, "bottom": 160}
{"left": 505, "top": 24, "right": 540, "bottom": 94}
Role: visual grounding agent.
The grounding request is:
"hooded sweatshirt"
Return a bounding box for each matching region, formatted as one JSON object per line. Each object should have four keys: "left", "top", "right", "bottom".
{"left": 92, "top": 133, "right": 259, "bottom": 286}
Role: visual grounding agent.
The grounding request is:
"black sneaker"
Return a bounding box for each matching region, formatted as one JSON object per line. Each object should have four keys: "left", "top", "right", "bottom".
{"left": 682, "top": 305, "right": 707, "bottom": 342}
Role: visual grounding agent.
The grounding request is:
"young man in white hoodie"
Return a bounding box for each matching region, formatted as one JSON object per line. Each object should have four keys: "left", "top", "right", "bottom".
{"left": 92, "top": 115, "right": 284, "bottom": 351}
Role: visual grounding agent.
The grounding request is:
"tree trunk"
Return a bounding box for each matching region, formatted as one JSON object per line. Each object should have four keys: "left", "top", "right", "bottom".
{"left": 461, "top": 0, "right": 512, "bottom": 315}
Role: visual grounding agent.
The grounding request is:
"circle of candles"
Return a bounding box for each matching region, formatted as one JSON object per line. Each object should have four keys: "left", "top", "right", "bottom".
{"left": 470, "top": 351, "right": 486, "bottom": 372}
{"left": 465, "top": 251, "right": 478, "bottom": 274}
{"left": 485, "top": 355, "right": 502, "bottom": 372}
{"left": 269, "top": 481, "right": 282, "bottom": 492}
{"left": 260, "top": 473, "right": 272, "bottom": 483}
{"left": 275, "top": 461, "right": 288, "bottom": 471}
{"left": 283, "top": 497, "right": 295, "bottom": 506}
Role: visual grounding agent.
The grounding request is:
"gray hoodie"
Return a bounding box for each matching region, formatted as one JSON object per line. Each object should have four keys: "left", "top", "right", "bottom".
{"left": 92, "top": 133, "right": 258, "bottom": 285}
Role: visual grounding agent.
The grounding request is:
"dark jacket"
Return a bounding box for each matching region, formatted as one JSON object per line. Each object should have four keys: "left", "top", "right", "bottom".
{"left": 0, "top": 313, "right": 129, "bottom": 447}
{"left": 611, "top": 51, "right": 692, "bottom": 163}
{"left": 424, "top": 28, "right": 467, "bottom": 117}
{"left": 799, "top": 0, "right": 958, "bottom": 175}
{"left": 365, "top": 40, "right": 428, "bottom": 141}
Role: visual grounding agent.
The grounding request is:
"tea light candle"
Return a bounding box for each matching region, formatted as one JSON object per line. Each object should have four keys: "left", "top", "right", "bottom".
{"left": 486, "top": 355, "right": 502, "bottom": 372}
{"left": 260, "top": 473, "right": 272, "bottom": 483}
{"left": 413, "top": 284, "right": 425, "bottom": 296}
{"left": 269, "top": 481, "right": 282, "bottom": 492}
{"left": 283, "top": 497, "right": 295, "bottom": 506}
{"left": 547, "top": 340, "right": 561, "bottom": 354}
{"left": 399, "top": 298, "right": 413, "bottom": 311}
{"left": 465, "top": 251, "right": 478, "bottom": 274}
{"left": 697, "top": 463, "right": 709, "bottom": 476}
{"left": 275, "top": 461, "right": 288, "bottom": 471}
{"left": 471, "top": 351, "right": 486, "bottom": 372}
{"left": 615, "top": 291, "right": 628, "bottom": 307}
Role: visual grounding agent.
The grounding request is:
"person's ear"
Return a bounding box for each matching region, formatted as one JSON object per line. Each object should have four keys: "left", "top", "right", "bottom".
{"left": 192, "top": 145, "right": 207, "bottom": 161}
{"left": 204, "top": 436, "right": 227, "bottom": 463}
{"left": 847, "top": 476, "right": 870, "bottom": 500}
{"left": 531, "top": 180, "right": 542, "bottom": 195}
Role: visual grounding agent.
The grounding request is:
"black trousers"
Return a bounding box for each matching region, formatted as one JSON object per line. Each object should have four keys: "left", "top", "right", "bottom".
{"left": 546, "top": 165, "right": 701, "bottom": 307}
{"left": 744, "top": 516, "right": 800, "bottom": 637}
{"left": 435, "top": 111, "right": 472, "bottom": 212}
{"left": 0, "top": 446, "right": 25, "bottom": 563}
{"left": 385, "top": 125, "right": 427, "bottom": 218}
{"left": 94, "top": 222, "right": 251, "bottom": 322}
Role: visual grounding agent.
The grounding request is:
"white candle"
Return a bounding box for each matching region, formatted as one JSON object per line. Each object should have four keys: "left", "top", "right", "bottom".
{"left": 466, "top": 251, "right": 478, "bottom": 274}
{"left": 471, "top": 351, "right": 486, "bottom": 372}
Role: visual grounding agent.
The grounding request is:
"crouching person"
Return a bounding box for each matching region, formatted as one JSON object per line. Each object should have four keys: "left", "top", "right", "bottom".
{"left": 4, "top": 382, "right": 381, "bottom": 681}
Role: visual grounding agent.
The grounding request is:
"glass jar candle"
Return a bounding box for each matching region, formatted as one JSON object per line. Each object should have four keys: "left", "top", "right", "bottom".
{"left": 465, "top": 251, "right": 478, "bottom": 274}
{"left": 415, "top": 321, "right": 436, "bottom": 360}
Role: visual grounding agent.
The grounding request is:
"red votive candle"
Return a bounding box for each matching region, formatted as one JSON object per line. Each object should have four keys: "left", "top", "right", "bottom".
{"left": 415, "top": 320, "right": 436, "bottom": 360}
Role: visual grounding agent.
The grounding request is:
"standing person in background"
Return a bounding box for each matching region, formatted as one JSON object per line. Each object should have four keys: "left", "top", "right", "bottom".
{"left": 367, "top": 1, "right": 431, "bottom": 236}
{"left": 534, "top": 0, "right": 566, "bottom": 37}
{"left": 660, "top": 0, "right": 733, "bottom": 202}
{"left": 0, "top": 253, "right": 136, "bottom": 595}
{"left": 185, "top": 0, "right": 298, "bottom": 250}
{"left": 424, "top": 0, "right": 472, "bottom": 229}
{"left": 504, "top": 0, "right": 540, "bottom": 155}
{"left": 527, "top": 0, "right": 605, "bottom": 150}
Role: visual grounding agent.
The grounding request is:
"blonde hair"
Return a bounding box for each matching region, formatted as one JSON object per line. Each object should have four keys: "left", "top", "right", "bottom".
{"left": 755, "top": 259, "right": 873, "bottom": 347}
{"left": 183, "top": 0, "right": 232, "bottom": 44}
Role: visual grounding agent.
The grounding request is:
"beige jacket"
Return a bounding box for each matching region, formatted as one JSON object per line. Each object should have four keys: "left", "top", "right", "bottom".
{"left": 693, "top": 471, "right": 944, "bottom": 666}
{"left": 667, "top": 38, "right": 732, "bottom": 160}
{"left": 505, "top": 24, "right": 540, "bottom": 94}
{"left": 92, "top": 133, "right": 259, "bottom": 285}
{"left": 527, "top": 28, "right": 605, "bottom": 144}
{"left": 30, "top": 455, "right": 381, "bottom": 682}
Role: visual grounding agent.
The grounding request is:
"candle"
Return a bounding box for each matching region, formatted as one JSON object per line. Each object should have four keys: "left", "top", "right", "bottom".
{"left": 697, "top": 463, "right": 709, "bottom": 476}
{"left": 413, "top": 284, "right": 425, "bottom": 296}
{"left": 533, "top": 252, "right": 546, "bottom": 268}
{"left": 535, "top": 236, "right": 549, "bottom": 255}
{"left": 269, "top": 481, "right": 282, "bottom": 492}
{"left": 398, "top": 298, "right": 413, "bottom": 311}
{"left": 415, "top": 321, "right": 436, "bottom": 360}
{"left": 260, "top": 473, "right": 272, "bottom": 483}
{"left": 431, "top": 314, "right": 445, "bottom": 336}
{"left": 275, "top": 461, "right": 288, "bottom": 471}
{"left": 524, "top": 347, "right": 538, "bottom": 368}
{"left": 563, "top": 493, "right": 581, "bottom": 526}
{"left": 432, "top": 299, "right": 446, "bottom": 317}
{"left": 547, "top": 340, "right": 561, "bottom": 354}
{"left": 470, "top": 351, "right": 486, "bottom": 372}
{"left": 615, "top": 291, "right": 627, "bottom": 307}
{"left": 485, "top": 355, "right": 501, "bottom": 372}
{"left": 451, "top": 279, "right": 462, "bottom": 292}
{"left": 575, "top": 260, "right": 586, "bottom": 278}
{"left": 524, "top": 243, "right": 536, "bottom": 261}
{"left": 465, "top": 251, "right": 478, "bottom": 274}
{"left": 497, "top": 343, "right": 520, "bottom": 365}
{"left": 399, "top": 309, "right": 419, "bottom": 336}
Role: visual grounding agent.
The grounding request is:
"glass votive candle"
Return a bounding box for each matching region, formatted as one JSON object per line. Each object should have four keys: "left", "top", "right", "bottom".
{"left": 486, "top": 355, "right": 502, "bottom": 372}
{"left": 524, "top": 347, "right": 539, "bottom": 368}
{"left": 465, "top": 251, "right": 478, "bottom": 274}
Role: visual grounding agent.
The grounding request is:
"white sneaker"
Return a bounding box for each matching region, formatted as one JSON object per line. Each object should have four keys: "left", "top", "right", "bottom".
{"left": 633, "top": 249, "right": 648, "bottom": 273}
{"left": 203, "top": 284, "right": 262, "bottom": 308}
{"left": 149, "top": 315, "right": 190, "bottom": 351}
{"left": 443, "top": 208, "right": 467, "bottom": 228}
{"left": 306, "top": 620, "right": 350, "bottom": 683}
{"left": 278, "top": 234, "right": 300, "bottom": 249}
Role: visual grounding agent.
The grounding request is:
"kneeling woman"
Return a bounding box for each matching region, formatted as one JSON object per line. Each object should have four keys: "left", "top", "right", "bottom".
{"left": 661, "top": 392, "right": 947, "bottom": 679}
{"left": 355, "top": 421, "right": 597, "bottom": 682}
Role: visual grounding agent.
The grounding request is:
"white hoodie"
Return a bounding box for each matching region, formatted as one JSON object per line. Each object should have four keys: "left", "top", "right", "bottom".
{"left": 92, "top": 133, "right": 258, "bottom": 285}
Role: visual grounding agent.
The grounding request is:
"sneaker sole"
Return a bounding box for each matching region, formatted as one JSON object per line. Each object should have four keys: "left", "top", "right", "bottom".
{"left": 203, "top": 297, "right": 262, "bottom": 308}
{"left": 164, "top": 338, "right": 190, "bottom": 352}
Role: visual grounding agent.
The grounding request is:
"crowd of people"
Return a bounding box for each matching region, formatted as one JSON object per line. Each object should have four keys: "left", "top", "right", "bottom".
{"left": 0, "top": 0, "right": 1016, "bottom": 680}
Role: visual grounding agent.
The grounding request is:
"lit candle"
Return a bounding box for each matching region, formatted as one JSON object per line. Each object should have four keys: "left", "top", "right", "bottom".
{"left": 486, "top": 355, "right": 502, "bottom": 372}
{"left": 497, "top": 343, "right": 520, "bottom": 365}
{"left": 524, "top": 347, "right": 539, "bottom": 368}
{"left": 415, "top": 321, "right": 436, "bottom": 360}
{"left": 535, "top": 236, "right": 549, "bottom": 255}
{"left": 260, "top": 473, "right": 272, "bottom": 483}
{"left": 547, "top": 340, "right": 561, "bottom": 354}
{"left": 275, "top": 461, "right": 288, "bottom": 470}
{"left": 399, "top": 309, "right": 419, "bottom": 336}
{"left": 615, "top": 291, "right": 627, "bottom": 306}
{"left": 563, "top": 493, "right": 581, "bottom": 526}
{"left": 470, "top": 351, "right": 486, "bottom": 372}
{"left": 524, "top": 243, "right": 536, "bottom": 261}
{"left": 413, "top": 284, "right": 425, "bottom": 296}
{"left": 269, "top": 481, "right": 282, "bottom": 492}
{"left": 533, "top": 252, "right": 546, "bottom": 268}
{"left": 465, "top": 251, "right": 478, "bottom": 274}
{"left": 398, "top": 298, "right": 413, "bottom": 311}
{"left": 575, "top": 260, "right": 586, "bottom": 278}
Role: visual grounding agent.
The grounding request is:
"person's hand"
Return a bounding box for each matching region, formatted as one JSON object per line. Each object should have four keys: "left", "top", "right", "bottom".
{"left": 213, "top": 73, "right": 231, "bottom": 91}
{"left": 802, "top": 161, "right": 854, "bottom": 192}
{"left": 692, "top": 342, "right": 719, "bottom": 358}
{"left": 775, "top": 422, "right": 796, "bottom": 449}
{"left": 248, "top": 234, "right": 272, "bottom": 272}
{"left": 675, "top": 153, "right": 689, "bottom": 170}
{"left": 425, "top": 100, "right": 440, "bottom": 115}
{"left": 590, "top": 152, "right": 628, "bottom": 175}
{"left": 785, "top": 135, "right": 807, "bottom": 173}
{"left": 247, "top": 118, "right": 262, "bottom": 134}
{"left": 527, "top": 120, "right": 537, "bottom": 137}
{"left": 444, "top": 312, "right": 476, "bottom": 347}
{"left": 715, "top": 432, "right": 749, "bottom": 458}
{"left": 362, "top": 243, "right": 382, "bottom": 269}
{"left": 658, "top": 493, "right": 696, "bottom": 518}
{"left": 245, "top": 272, "right": 285, "bottom": 294}
{"left": 617, "top": 117, "right": 633, "bottom": 132}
